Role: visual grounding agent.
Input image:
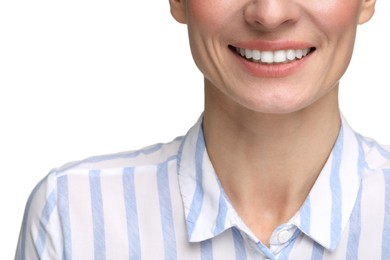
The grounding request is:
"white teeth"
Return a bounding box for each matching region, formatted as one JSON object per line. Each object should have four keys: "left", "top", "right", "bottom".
{"left": 295, "top": 49, "right": 303, "bottom": 59}
{"left": 261, "top": 51, "right": 273, "bottom": 63}
{"left": 286, "top": 49, "right": 296, "bottom": 61}
{"left": 252, "top": 50, "right": 261, "bottom": 61}
{"left": 240, "top": 48, "right": 245, "bottom": 56}
{"left": 245, "top": 49, "right": 252, "bottom": 59}
{"left": 274, "top": 50, "right": 287, "bottom": 63}
{"left": 236, "top": 47, "right": 312, "bottom": 64}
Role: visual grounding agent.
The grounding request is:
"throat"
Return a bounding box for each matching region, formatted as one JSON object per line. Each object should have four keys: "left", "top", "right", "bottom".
{"left": 221, "top": 175, "right": 314, "bottom": 247}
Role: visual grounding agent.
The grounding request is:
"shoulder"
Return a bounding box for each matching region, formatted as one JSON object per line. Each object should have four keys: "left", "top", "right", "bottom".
{"left": 16, "top": 136, "right": 185, "bottom": 256}
{"left": 54, "top": 135, "right": 184, "bottom": 177}
{"left": 24, "top": 135, "right": 185, "bottom": 219}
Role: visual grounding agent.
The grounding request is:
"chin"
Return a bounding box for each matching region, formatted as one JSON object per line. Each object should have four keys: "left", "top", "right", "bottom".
{"left": 239, "top": 92, "right": 312, "bottom": 115}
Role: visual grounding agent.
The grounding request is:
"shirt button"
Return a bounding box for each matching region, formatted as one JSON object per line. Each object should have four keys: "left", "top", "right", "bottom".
{"left": 277, "top": 230, "right": 292, "bottom": 244}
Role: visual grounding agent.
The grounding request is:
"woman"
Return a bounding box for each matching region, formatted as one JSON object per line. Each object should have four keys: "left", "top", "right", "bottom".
{"left": 16, "top": 0, "right": 386, "bottom": 259}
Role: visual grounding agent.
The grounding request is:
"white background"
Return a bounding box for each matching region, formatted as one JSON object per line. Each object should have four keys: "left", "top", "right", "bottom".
{"left": 1, "top": 0, "right": 389, "bottom": 258}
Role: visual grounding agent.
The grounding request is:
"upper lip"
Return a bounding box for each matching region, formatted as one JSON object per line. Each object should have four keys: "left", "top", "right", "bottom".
{"left": 231, "top": 40, "right": 314, "bottom": 51}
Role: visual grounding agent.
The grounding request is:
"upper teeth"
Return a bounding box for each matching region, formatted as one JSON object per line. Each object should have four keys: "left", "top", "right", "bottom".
{"left": 236, "top": 47, "right": 311, "bottom": 64}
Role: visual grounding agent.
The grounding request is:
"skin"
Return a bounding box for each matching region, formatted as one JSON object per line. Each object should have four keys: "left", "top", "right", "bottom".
{"left": 169, "top": 0, "right": 376, "bottom": 246}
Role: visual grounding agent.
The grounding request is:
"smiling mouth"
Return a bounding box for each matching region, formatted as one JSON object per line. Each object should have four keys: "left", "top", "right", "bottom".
{"left": 230, "top": 46, "right": 316, "bottom": 64}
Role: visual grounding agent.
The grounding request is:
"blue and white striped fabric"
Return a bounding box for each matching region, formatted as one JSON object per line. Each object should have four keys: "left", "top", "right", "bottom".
{"left": 16, "top": 115, "right": 390, "bottom": 259}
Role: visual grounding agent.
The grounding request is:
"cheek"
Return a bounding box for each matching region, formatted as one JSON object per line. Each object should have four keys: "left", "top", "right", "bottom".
{"left": 309, "top": 0, "right": 361, "bottom": 31}
{"left": 186, "top": 0, "right": 235, "bottom": 32}
{"left": 185, "top": 0, "right": 236, "bottom": 76}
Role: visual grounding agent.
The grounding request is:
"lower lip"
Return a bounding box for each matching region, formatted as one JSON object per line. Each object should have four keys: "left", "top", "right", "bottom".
{"left": 231, "top": 49, "right": 313, "bottom": 78}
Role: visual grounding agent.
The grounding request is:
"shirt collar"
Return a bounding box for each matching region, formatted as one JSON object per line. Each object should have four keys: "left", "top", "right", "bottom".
{"left": 177, "top": 115, "right": 252, "bottom": 242}
{"left": 177, "top": 115, "right": 364, "bottom": 250}
{"left": 291, "top": 116, "right": 364, "bottom": 251}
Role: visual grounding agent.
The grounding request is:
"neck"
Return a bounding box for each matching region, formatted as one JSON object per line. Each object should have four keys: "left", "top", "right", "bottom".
{"left": 203, "top": 83, "right": 341, "bottom": 244}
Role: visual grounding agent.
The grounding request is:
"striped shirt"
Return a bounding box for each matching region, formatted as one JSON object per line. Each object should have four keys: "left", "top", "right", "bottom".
{"left": 16, "top": 115, "right": 390, "bottom": 260}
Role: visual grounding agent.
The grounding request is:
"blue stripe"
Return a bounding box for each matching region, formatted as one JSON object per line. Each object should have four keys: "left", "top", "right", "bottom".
{"left": 346, "top": 187, "right": 362, "bottom": 260}
{"left": 57, "top": 175, "right": 72, "bottom": 259}
{"left": 89, "top": 170, "right": 106, "bottom": 260}
{"left": 382, "top": 169, "right": 390, "bottom": 258}
{"left": 157, "top": 162, "right": 177, "bottom": 260}
{"left": 35, "top": 191, "right": 56, "bottom": 257}
{"left": 123, "top": 167, "right": 141, "bottom": 259}
{"left": 18, "top": 177, "right": 46, "bottom": 260}
{"left": 187, "top": 126, "right": 206, "bottom": 237}
{"left": 311, "top": 242, "right": 324, "bottom": 260}
{"left": 232, "top": 228, "right": 247, "bottom": 259}
{"left": 257, "top": 242, "right": 276, "bottom": 260}
{"left": 201, "top": 240, "right": 213, "bottom": 260}
{"left": 300, "top": 196, "right": 311, "bottom": 233}
{"left": 356, "top": 134, "right": 372, "bottom": 172}
{"left": 345, "top": 134, "right": 365, "bottom": 258}
{"left": 329, "top": 126, "right": 343, "bottom": 249}
{"left": 214, "top": 193, "right": 228, "bottom": 235}
{"left": 357, "top": 135, "right": 368, "bottom": 175}
{"left": 176, "top": 138, "right": 186, "bottom": 175}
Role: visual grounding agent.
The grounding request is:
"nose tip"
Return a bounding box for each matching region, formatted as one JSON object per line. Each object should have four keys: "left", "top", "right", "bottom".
{"left": 244, "top": 0, "right": 299, "bottom": 31}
